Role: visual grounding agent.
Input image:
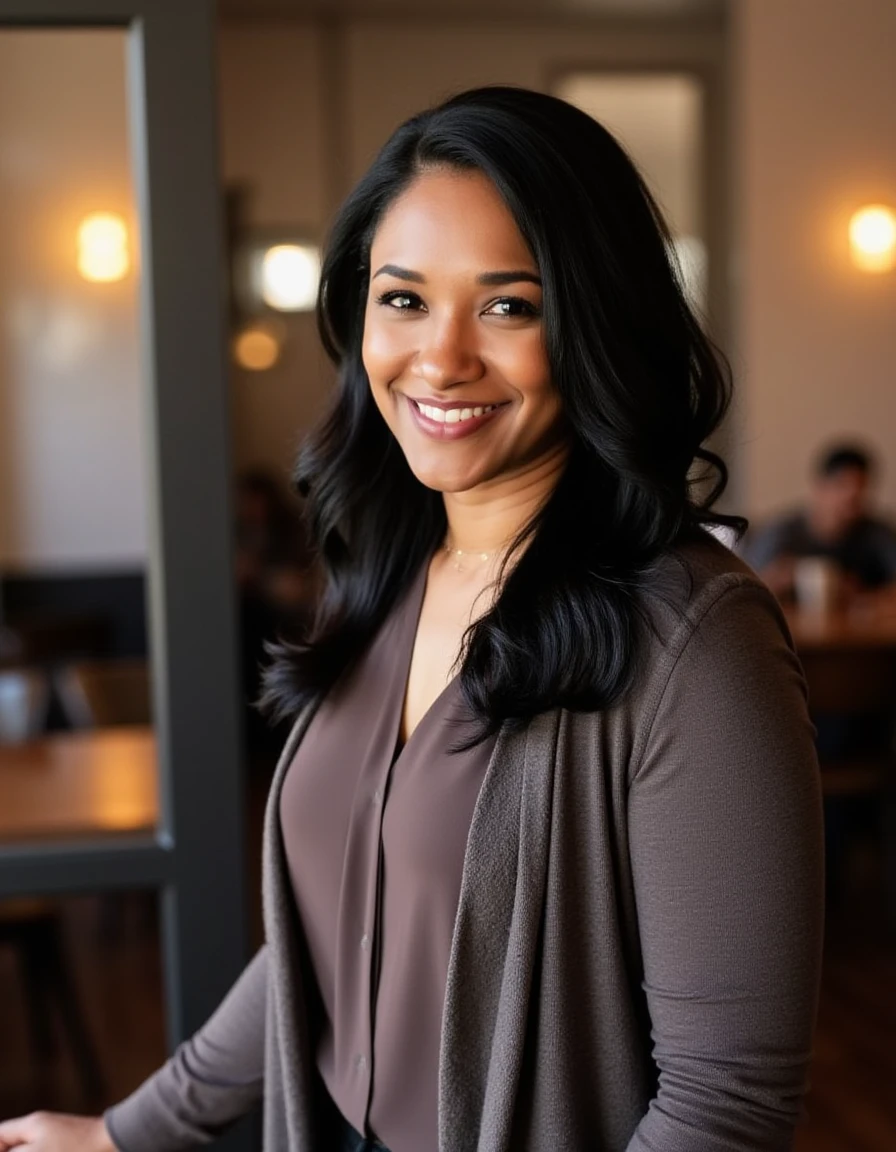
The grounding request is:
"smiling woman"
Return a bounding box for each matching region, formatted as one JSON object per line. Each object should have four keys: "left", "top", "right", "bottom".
{"left": 363, "top": 169, "right": 563, "bottom": 495}
{"left": 0, "top": 87, "right": 823, "bottom": 1152}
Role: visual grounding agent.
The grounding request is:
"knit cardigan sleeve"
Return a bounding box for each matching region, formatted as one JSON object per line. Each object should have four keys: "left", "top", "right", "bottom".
{"left": 624, "top": 579, "right": 824, "bottom": 1150}
{"left": 103, "top": 946, "right": 268, "bottom": 1152}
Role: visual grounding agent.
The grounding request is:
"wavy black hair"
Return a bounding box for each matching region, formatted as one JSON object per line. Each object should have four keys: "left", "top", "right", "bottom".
{"left": 262, "top": 85, "right": 745, "bottom": 737}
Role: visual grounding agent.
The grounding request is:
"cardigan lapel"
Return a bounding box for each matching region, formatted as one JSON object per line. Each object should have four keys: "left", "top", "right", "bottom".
{"left": 262, "top": 703, "right": 321, "bottom": 1151}
{"left": 438, "top": 709, "right": 561, "bottom": 1152}
{"left": 262, "top": 704, "right": 562, "bottom": 1151}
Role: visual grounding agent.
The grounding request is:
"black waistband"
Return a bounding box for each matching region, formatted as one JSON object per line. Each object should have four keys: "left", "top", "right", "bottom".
{"left": 322, "top": 1091, "right": 391, "bottom": 1152}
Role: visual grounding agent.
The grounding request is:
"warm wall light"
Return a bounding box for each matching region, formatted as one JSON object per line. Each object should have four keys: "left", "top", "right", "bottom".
{"left": 258, "top": 243, "right": 320, "bottom": 311}
{"left": 233, "top": 322, "right": 282, "bottom": 371}
{"left": 77, "top": 212, "right": 129, "bottom": 282}
{"left": 848, "top": 204, "right": 896, "bottom": 273}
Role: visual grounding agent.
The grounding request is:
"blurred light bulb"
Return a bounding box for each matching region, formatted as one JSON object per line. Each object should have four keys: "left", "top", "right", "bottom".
{"left": 848, "top": 204, "right": 896, "bottom": 273}
{"left": 260, "top": 244, "right": 320, "bottom": 311}
{"left": 77, "top": 212, "right": 129, "bottom": 282}
{"left": 233, "top": 323, "right": 281, "bottom": 371}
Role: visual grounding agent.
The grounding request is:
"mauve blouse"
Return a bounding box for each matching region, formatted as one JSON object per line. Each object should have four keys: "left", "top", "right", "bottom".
{"left": 278, "top": 561, "right": 495, "bottom": 1152}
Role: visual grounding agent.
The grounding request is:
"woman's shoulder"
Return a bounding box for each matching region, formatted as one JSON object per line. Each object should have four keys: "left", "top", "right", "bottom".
{"left": 576, "top": 532, "right": 804, "bottom": 771}
{"left": 652, "top": 528, "right": 770, "bottom": 608}
{"left": 555, "top": 533, "right": 805, "bottom": 789}
{"left": 636, "top": 530, "right": 791, "bottom": 670}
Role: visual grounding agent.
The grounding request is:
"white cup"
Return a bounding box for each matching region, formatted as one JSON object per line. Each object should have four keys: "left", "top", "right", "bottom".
{"left": 793, "top": 557, "right": 840, "bottom": 615}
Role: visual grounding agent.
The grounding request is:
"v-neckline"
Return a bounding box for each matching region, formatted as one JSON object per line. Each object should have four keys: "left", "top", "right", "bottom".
{"left": 390, "top": 557, "right": 461, "bottom": 762}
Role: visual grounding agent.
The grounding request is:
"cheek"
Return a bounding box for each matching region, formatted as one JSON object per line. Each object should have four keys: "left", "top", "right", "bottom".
{"left": 514, "top": 350, "right": 559, "bottom": 425}
{"left": 362, "top": 322, "right": 406, "bottom": 432}
{"left": 362, "top": 316, "right": 405, "bottom": 389}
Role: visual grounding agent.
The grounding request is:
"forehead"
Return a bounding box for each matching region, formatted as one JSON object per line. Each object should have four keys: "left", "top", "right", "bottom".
{"left": 370, "top": 168, "right": 536, "bottom": 269}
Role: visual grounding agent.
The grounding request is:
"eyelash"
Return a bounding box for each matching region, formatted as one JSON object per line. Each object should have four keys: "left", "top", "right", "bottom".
{"left": 374, "top": 290, "right": 540, "bottom": 318}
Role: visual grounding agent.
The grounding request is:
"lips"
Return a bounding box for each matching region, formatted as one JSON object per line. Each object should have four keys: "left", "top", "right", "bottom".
{"left": 404, "top": 395, "right": 507, "bottom": 441}
{"left": 414, "top": 400, "right": 499, "bottom": 425}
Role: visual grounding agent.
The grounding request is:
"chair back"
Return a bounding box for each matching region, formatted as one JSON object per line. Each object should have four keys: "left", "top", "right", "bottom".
{"left": 55, "top": 659, "right": 152, "bottom": 728}
{"left": 799, "top": 647, "right": 896, "bottom": 716}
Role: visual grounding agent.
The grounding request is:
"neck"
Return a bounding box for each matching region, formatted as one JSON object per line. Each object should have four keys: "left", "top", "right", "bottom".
{"left": 442, "top": 442, "right": 569, "bottom": 555}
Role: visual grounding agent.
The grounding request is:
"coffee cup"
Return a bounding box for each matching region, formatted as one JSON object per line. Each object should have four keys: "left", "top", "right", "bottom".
{"left": 793, "top": 556, "right": 840, "bottom": 615}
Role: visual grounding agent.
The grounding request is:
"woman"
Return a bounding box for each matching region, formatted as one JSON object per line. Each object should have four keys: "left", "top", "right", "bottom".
{"left": 0, "top": 86, "right": 823, "bottom": 1152}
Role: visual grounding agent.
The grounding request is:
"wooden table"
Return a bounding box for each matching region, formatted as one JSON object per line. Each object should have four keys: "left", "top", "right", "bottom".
{"left": 786, "top": 604, "right": 896, "bottom": 652}
{"left": 0, "top": 726, "right": 158, "bottom": 843}
{"left": 784, "top": 605, "right": 896, "bottom": 715}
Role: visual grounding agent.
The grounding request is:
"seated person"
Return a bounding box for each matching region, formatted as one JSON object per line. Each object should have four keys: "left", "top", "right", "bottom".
{"left": 745, "top": 445, "right": 896, "bottom": 900}
{"left": 743, "top": 442, "right": 896, "bottom": 603}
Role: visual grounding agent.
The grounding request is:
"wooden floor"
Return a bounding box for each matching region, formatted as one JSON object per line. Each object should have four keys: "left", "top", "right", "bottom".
{"left": 794, "top": 903, "right": 896, "bottom": 1151}
{"left": 1, "top": 847, "right": 894, "bottom": 1148}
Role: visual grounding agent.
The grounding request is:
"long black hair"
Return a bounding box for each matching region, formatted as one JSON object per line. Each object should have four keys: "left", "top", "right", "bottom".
{"left": 262, "top": 85, "right": 745, "bottom": 737}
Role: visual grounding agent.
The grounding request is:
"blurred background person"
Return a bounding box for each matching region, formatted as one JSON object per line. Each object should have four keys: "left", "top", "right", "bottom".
{"left": 743, "top": 442, "right": 896, "bottom": 605}
{"left": 745, "top": 445, "right": 896, "bottom": 906}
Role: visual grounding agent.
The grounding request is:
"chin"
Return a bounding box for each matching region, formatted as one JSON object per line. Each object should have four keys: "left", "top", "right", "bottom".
{"left": 405, "top": 455, "right": 492, "bottom": 494}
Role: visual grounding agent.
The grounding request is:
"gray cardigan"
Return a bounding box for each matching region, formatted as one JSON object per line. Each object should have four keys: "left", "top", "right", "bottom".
{"left": 107, "top": 540, "right": 824, "bottom": 1151}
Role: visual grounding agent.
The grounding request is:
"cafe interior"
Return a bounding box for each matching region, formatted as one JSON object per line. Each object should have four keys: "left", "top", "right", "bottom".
{"left": 0, "top": 0, "right": 895, "bottom": 1148}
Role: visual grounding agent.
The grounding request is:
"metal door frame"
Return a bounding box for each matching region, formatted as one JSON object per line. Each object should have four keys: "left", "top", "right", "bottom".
{"left": 0, "top": 6, "right": 249, "bottom": 1144}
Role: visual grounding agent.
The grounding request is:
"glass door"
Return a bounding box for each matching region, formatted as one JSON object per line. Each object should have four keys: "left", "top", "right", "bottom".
{"left": 0, "top": 4, "right": 249, "bottom": 1147}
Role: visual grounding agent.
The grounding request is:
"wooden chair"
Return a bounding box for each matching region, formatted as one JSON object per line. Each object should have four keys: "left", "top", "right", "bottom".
{"left": 55, "top": 658, "right": 151, "bottom": 729}
{"left": 800, "top": 646, "right": 896, "bottom": 791}
{"left": 799, "top": 645, "right": 896, "bottom": 919}
{"left": 0, "top": 901, "right": 104, "bottom": 1107}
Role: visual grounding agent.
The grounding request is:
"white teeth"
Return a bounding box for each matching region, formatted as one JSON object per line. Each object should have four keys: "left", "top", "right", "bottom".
{"left": 416, "top": 401, "right": 498, "bottom": 424}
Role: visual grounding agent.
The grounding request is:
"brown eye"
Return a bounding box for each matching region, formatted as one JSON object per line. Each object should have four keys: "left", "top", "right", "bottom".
{"left": 376, "top": 290, "right": 424, "bottom": 311}
{"left": 483, "top": 296, "right": 540, "bottom": 318}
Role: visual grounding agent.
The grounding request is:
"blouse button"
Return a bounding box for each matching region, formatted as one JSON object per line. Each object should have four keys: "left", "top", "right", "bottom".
{"left": 372, "top": 787, "right": 382, "bottom": 805}
{"left": 361, "top": 933, "right": 370, "bottom": 951}
{"left": 356, "top": 1054, "right": 368, "bottom": 1072}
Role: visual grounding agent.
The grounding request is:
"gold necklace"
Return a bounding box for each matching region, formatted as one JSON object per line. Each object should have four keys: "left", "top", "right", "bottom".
{"left": 443, "top": 540, "right": 495, "bottom": 572}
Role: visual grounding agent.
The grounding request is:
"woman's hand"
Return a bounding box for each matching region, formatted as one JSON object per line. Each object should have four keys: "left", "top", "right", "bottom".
{"left": 0, "top": 1113, "right": 114, "bottom": 1151}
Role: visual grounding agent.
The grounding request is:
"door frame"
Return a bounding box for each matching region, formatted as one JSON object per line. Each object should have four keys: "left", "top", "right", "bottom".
{"left": 0, "top": 5, "right": 249, "bottom": 1135}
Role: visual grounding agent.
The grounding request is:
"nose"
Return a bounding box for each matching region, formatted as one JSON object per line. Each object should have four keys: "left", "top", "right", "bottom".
{"left": 411, "top": 312, "right": 485, "bottom": 391}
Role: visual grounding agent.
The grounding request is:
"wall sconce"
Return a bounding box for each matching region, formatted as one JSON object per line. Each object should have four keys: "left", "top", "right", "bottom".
{"left": 232, "top": 233, "right": 321, "bottom": 315}
{"left": 77, "top": 212, "right": 129, "bottom": 282}
{"left": 232, "top": 320, "right": 284, "bottom": 372}
{"left": 848, "top": 204, "right": 896, "bottom": 273}
{"left": 257, "top": 244, "right": 320, "bottom": 311}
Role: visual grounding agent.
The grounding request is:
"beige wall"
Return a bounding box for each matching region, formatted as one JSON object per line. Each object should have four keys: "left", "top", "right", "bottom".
{"left": 735, "top": 0, "right": 896, "bottom": 520}
{"left": 218, "top": 24, "right": 334, "bottom": 482}
{"left": 342, "top": 21, "right": 719, "bottom": 183}
{"left": 0, "top": 30, "right": 145, "bottom": 571}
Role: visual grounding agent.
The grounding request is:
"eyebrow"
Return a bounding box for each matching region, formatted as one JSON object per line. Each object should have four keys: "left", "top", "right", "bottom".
{"left": 372, "top": 263, "right": 541, "bottom": 287}
{"left": 478, "top": 270, "right": 542, "bottom": 287}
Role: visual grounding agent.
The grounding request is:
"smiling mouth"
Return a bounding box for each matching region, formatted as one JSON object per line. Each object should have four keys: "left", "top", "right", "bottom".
{"left": 404, "top": 395, "right": 508, "bottom": 441}
{"left": 411, "top": 400, "right": 501, "bottom": 425}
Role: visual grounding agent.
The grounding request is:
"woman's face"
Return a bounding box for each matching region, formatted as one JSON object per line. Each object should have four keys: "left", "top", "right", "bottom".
{"left": 362, "top": 167, "right": 567, "bottom": 494}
